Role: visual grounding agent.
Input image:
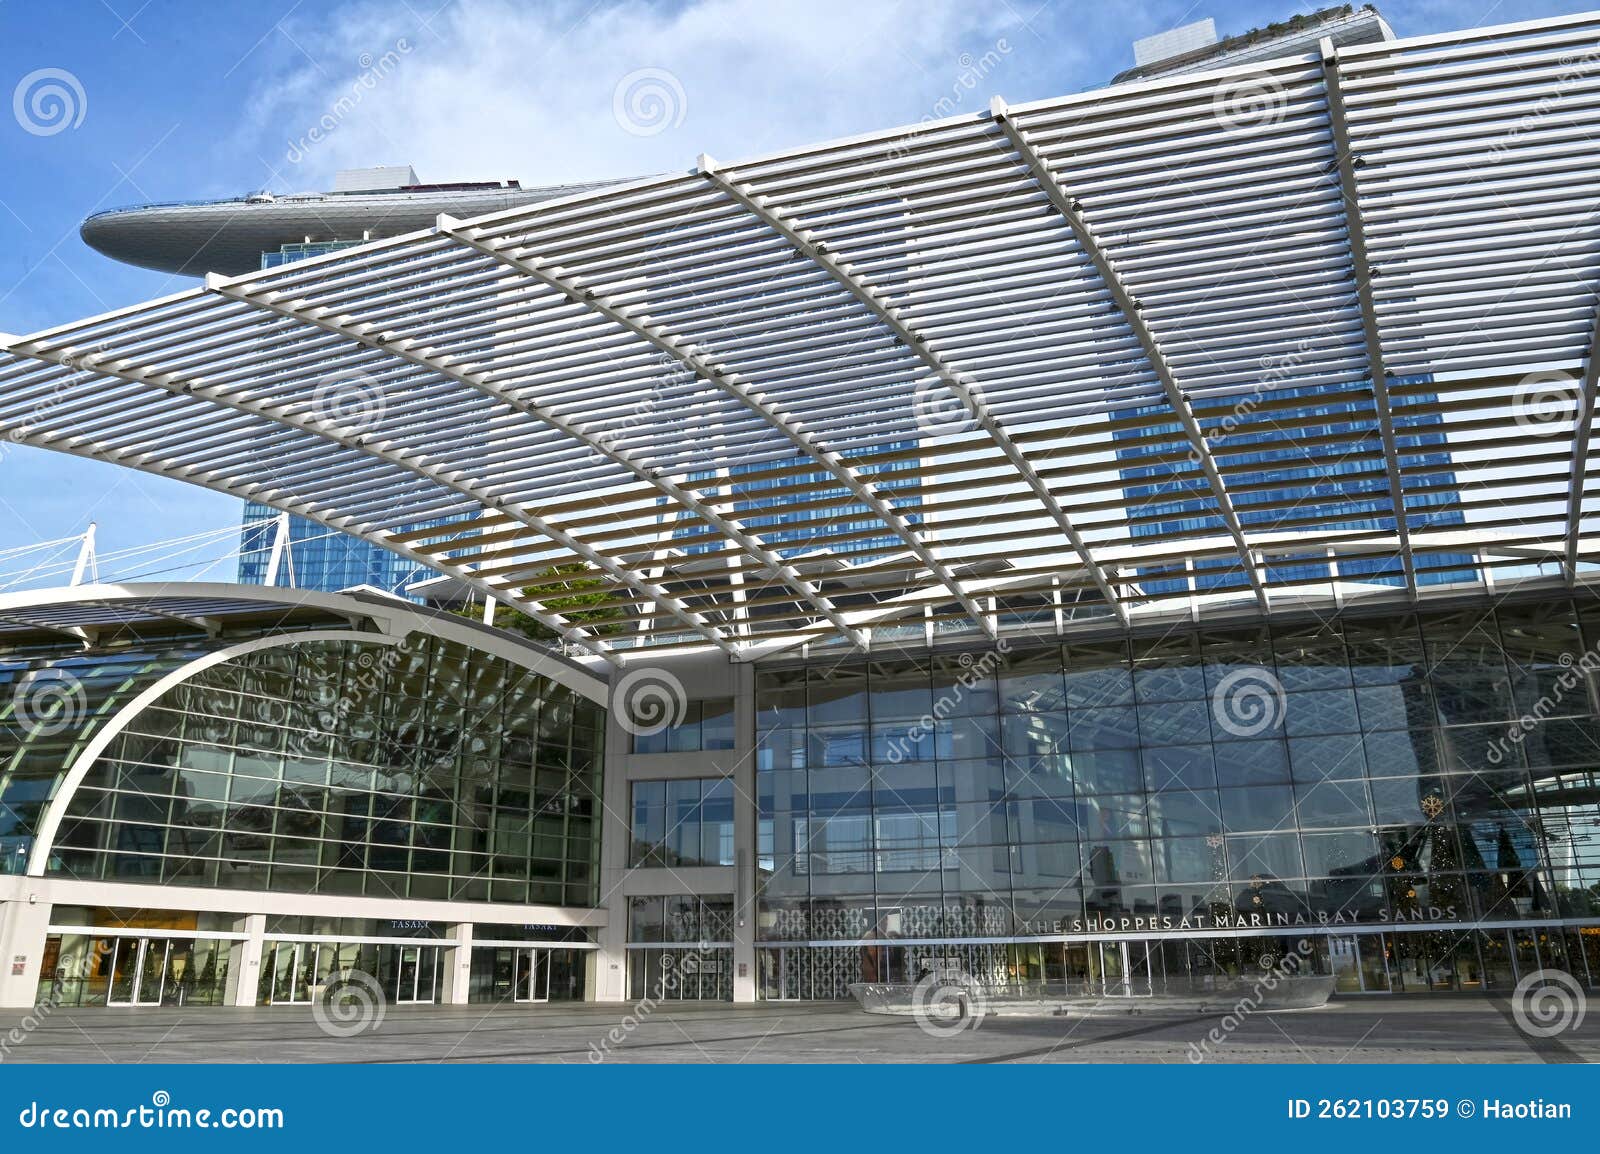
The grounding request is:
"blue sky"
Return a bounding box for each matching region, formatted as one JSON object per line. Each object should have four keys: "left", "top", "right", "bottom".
{"left": 0, "top": 0, "right": 1591, "bottom": 578}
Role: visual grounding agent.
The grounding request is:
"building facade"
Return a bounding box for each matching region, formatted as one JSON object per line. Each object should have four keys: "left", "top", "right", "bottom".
{"left": 4, "top": 580, "right": 1600, "bottom": 1010}
{"left": 609, "top": 587, "right": 1600, "bottom": 1001}
{"left": 0, "top": 586, "right": 606, "bottom": 1009}
{"left": 4, "top": 11, "right": 1599, "bottom": 1013}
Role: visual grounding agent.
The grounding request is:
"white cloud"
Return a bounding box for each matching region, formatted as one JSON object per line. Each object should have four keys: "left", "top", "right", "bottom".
{"left": 243, "top": 0, "right": 1069, "bottom": 189}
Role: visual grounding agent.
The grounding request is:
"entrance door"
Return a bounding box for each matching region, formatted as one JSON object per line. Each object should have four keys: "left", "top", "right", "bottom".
{"left": 394, "top": 946, "right": 438, "bottom": 1004}
{"left": 268, "top": 943, "right": 315, "bottom": 1004}
{"left": 1093, "top": 942, "right": 1152, "bottom": 997}
{"left": 107, "top": 938, "right": 167, "bottom": 1006}
{"left": 513, "top": 948, "right": 551, "bottom": 1003}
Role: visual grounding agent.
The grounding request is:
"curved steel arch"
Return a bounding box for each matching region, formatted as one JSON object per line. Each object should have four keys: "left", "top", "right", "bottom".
{"left": 212, "top": 265, "right": 867, "bottom": 650}
{"left": 699, "top": 153, "right": 1130, "bottom": 628}
{"left": 0, "top": 411, "right": 613, "bottom": 662}
{"left": 436, "top": 216, "right": 997, "bottom": 638}
{"left": 8, "top": 337, "right": 701, "bottom": 656}
{"left": 26, "top": 627, "right": 386, "bottom": 875}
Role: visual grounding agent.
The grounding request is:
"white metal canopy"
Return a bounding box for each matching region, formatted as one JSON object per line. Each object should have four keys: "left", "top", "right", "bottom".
{"left": 5, "top": 12, "right": 1600, "bottom": 662}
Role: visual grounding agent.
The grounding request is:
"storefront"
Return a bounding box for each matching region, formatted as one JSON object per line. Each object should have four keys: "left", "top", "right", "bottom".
{"left": 468, "top": 924, "right": 594, "bottom": 1004}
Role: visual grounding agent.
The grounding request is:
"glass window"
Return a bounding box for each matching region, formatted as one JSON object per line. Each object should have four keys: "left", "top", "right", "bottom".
{"left": 1213, "top": 738, "right": 1290, "bottom": 786}
{"left": 1283, "top": 689, "right": 1360, "bottom": 737}
{"left": 1069, "top": 748, "right": 1143, "bottom": 795}
{"left": 1147, "top": 790, "right": 1224, "bottom": 837}
{"left": 1301, "top": 830, "right": 1379, "bottom": 877}
{"left": 1154, "top": 836, "right": 1227, "bottom": 884}
{"left": 1289, "top": 733, "right": 1367, "bottom": 782}
{"left": 1062, "top": 640, "right": 1133, "bottom": 708}
{"left": 997, "top": 650, "right": 1066, "bottom": 713}
{"left": 1136, "top": 699, "right": 1209, "bottom": 747}
{"left": 1227, "top": 833, "right": 1303, "bottom": 881}
{"left": 1292, "top": 779, "right": 1372, "bottom": 829}
{"left": 1219, "top": 785, "right": 1295, "bottom": 834}
{"left": 868, "top": 661, "right": 933, "bottom": 722}
{"left": 627, "top": 777, "right": 736, "bottom": 868}
{"left": 1141, "top": 744, "right": 1216, "bottom": 792}
{"left": 631, "top": 699, "right": 737, "bottom": 754}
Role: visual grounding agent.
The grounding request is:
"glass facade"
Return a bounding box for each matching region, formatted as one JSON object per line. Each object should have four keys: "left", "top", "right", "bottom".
{"left": 625, "top": 895, "right": 735, "bottom": 1001}
{"left": 3, "top": 646, "right": 207, "bottom": 873}
{"left": 753, "top": 594, "right": 1600, "bottom": 998}
{"left": 628, "top": 777, "right": 735, "bottom": 868}
{"left": 48, "top": 634, "right": 604, "bottom": 906}
{"left": 670, "top": 443, "right": 921, "bottom": 561}
{"left": 630, "top": 698, "right": 736, "bottom": 754}
{"left": 1113, "top": 380, "right": 1473, "bottom": 592}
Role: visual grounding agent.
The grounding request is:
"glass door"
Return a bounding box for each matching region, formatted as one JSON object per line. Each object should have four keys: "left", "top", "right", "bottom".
{"left": 1355, "top": 933, "right": 1392, "bottom": 992}
{"left": 1329, "top": 935, "right": 1366, "bottom": 993}
{"left": 1094, "top": 942, "right": 1151, "bottom": 996}
{"left": 394, "top": 946, "right": 438, "bottom": 1004}
{"left": 531, "top": 947, "right": 550, "bottom": 998}
{"left": 268, "top": 943, "right": 315, "bottom": 1004}
{"left": 512, "top": 948, "right": 550, "bottom": 1003}
{"left": 107, "top": 938, "right": 167, "bottom": 1006}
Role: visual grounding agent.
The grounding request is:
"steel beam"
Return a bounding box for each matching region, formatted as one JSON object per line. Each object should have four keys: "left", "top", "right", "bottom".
{"left": 201, "top": 279, "right": 746, "bottom": 656}
{"left": 437, "top": 216, "right": 996, "bottom": 638}
{"left": 217, "top": 262, "right": 866, "bottom": 651}
{"left": 697, "top": 153, "right": 1129, "bottom": 628}
{"left": 989, "top": 96, "right": 1271, "bottom": 614}
{"left": 4, "top": 339, "right": 620, "bottom": 660}
{"left": 1321, "top": 38, "right": 1420, "bottom": 602}
{"left": 1565, "top": 305, "right": 1600, "bottom": 582}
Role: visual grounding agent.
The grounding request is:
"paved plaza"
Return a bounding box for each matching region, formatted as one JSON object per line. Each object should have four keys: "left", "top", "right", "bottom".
{"left": 0, "top": 998, "right": 1592, "bottom": 1064}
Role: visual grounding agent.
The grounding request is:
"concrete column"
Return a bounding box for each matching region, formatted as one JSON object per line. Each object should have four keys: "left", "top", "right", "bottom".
{"left": 595, "top": 692, "right": 631, "bottom": 1003}
{"left": 443, "top": 922, "right": 473, "bottom": 1004}
{"left": 732, "top": 660, "right": 757, "bottom": 1003}
{"left": 0, "top": 899, "right": 52, "bottom": 1009}
{"left": 227, "top": 914, "right": 266, "bottom": 1006}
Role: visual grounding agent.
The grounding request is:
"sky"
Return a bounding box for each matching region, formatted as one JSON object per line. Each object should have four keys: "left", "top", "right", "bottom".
{"left": 0, "top": 0, "right": 1593, "bottom": 581}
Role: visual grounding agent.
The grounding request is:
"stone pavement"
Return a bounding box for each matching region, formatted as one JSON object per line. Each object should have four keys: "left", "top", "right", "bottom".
{"left": 0, "top": 996, "right": 1592, "bottom": 1064}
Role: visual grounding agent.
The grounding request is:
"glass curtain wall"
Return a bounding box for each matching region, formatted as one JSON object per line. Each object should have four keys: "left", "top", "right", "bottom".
{"left": 754, "top": 596, "right": 1600, "bottom": 997}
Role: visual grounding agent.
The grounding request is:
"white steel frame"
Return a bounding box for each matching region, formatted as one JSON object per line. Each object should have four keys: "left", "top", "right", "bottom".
{"left": 3, "top": 13, "right": 1599, "bottom": 659}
